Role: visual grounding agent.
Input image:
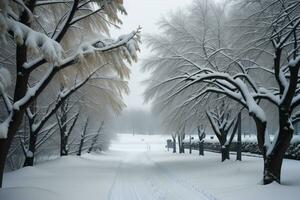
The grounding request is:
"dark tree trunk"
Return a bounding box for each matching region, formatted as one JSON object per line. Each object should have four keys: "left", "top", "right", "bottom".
{"left": 181, "top": 141, "right": 185, "bottom": 153}
{"left": 77, "top": 138, "right": 84, "bottom": 156}
{"left": 77, "top": 118, "right": 88, "bottom": 156}
{"left": 199, "top": 141, "right": 204, "bottom": 156}
{"left": 177, "top": 135, "right": 182, "bottom": 153}
{"left": 23, "top": 132, "right": 37, "bottom": 167}
{"left": 0, "top": 44, "right": 29, "bottom": 187}
{"left": 0, "top": 129, "right": 15, "bottom": 187}
{"left": 172, "top": 136, "right": 176, "bottom": 153}
{"left": 263, "top": 110, "right": 293, "bottom": 184}
{"left": 88, "top": 135, "right": 97, "bottom": 153}
{"left": 88, "top": 121, "right": 103, "bottom": 153}
{"left": 23, "top": 102, "right": 37, "bottom": 167}
{"left": 221, "top": 144, "right": 230, "bottom": 162}
{"left": 23, "top": 156, "right": 34, "bottom": 167}
{"left": 181, "top": 134, "right": 185, "bottom": 153}
{"left": 59, "top": 99, "right": 68, "bottom": 156}
{"left": 0, "top": 95, "right": 28, "bottom": 186}
{"left": 189, "top": 135, "right": 192, "bottom": 154}
{"left": 219, "top": 133, "right": 230, "bottom": 162}
{"left": 236, "top": 112, "right": 242, "bottom": 161}
{"left": 61, "top": 135, "right": 69, "bottom": 156}
{"left": 253, "top": 111, "right": 293, "bottom": 184}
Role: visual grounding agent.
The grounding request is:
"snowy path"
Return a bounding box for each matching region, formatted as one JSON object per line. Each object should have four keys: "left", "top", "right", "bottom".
{"left": 108, "top": 152, "right": 216, "bottom": 200}
{"left": 2, "top": 134, "right": 300, "bottom": 200}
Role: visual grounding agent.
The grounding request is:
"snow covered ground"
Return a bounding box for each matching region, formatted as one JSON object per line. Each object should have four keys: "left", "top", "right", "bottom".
{"left": 1, "top": 134, "right": 300, "bottom": 200}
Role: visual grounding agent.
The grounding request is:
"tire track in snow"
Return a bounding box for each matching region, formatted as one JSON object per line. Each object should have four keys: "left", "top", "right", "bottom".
{"left": 107, "top": 160, "right": 123, "bottom": 200}
{"left": 145, "top": 153, "right": 219, "bottom": 200}
{"left": 108, "top": 152, "right": 218, "bottom": 200}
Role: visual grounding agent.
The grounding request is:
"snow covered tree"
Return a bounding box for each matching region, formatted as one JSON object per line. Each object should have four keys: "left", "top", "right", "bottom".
{"left": 144, "top": 0, "right": 230, "bottom": 156}
{"left": 21, "top": 67, "right": 100, "bottom": 165}
{"left": 206, "top": 100, "right": 240, "bottom": 161}
{"left": 144, "top": 0, "right": 300, "bottom": 184}
{"left": 0, "top": 0, "right": 140, "bottom": 187}
{"left": 55, "top": 97, "right": 79, "bottom": 157}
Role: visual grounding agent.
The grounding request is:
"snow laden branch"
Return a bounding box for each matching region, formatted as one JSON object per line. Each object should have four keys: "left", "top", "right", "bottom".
{"left": 77, "top": 27, "right": 141, "bottom": 63}
{"left": 6, "top": 18, "right": 63, "bottom": 64}
{"left": 0, "top": 0, "right": 63, "bottom": 64}
{"left": 153, "top": 69, "right": 267, "bottom": 123}
{"left": 22, "top": 0, "right": 129, "bottom": 71}
{"left": 0, "top": 0, "right": 34, "bottom": 39}
{"left": 9, "top": 27, "right": 140, "bottom": 115}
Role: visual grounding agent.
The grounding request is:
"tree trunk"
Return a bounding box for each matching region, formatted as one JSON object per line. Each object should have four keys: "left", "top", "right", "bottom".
{"left": 0, "top": 131, "right": 14, "bottom": 187}
{"left": 263, "top": 111, "right": 293, "bottom": 184}
{"left": 88, "top": 121, "right": 103, "bottom": 153}
{"left": 0, "top": 92, "right": 28, "bottom": 186}
{"left": 221, "top": 144, "right": 230, "bottom": 162}
{"left": 0, "top": 43, "right": 30, "bottom": 187}
{"left": 77, "top": 133, "right": 86, "bottom": 156}
{"left": 59, "top": 99, "right": 68, "bottom": 156}
{"left": 253, "top": 110, "right": 293, "bottom": 184}
{"left": 88, "top": 142, "right": 94, "bottom": 153}
{"left": 0, "top": 90, "right": 28, "bottom": 186}
{"left": 77, "top": 118, "right": 88, "bottom": 156}
{"left": 181, "top": 134, "right": 185, "bottom": 153}
{"left": 23, "top": 102, "right": 37, "bottom": 167}
{"left": 236, "top": 112, "right": 242, "bottom": 161}
{"left": 177, "top": 135, "right": 182, "bottom": 153}
{"left": 88, "top": 134, "right": 98, "bottom": 153}
{"left": 77, "top": 138, "right": 84, "bottom": 156}
{"left": 23, "top": 132, "right": 37, "bottom": 167}
{"left": 199, "top": 141, "right": 204, "bottom": 156}
{"left": 23, "top": 156, "right": 34, "bottom": 167}
{"left": 172, "top": 136, "right": 176, "bottom": 153}
{"left": 61, "top": 135, "right": 69, "bottom": 156}
{"left": 189, "top": 135, "right": 192, "bottom": 154}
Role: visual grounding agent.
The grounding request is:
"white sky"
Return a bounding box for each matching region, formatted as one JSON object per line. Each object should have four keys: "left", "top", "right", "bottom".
{"left": 111, "top": 0, "right": 194, "bottom": 111}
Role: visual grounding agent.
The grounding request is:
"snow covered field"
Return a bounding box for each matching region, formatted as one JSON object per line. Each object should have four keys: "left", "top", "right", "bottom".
{"left": 1, "top": 134, "right": 300, "bottom": 200}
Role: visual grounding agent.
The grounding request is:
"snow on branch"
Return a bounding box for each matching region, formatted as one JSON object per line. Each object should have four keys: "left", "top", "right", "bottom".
{"left": 77, "top": 27, "right": 141, "bottom": 63}
{"left": 157, "top": 68, "right": 267, "bottom": 123}
{"left": 0, "top": 0, "right": 34, "bottom": 40}
{"left": 7, "top": 19, "right": 63, "bottom": 64}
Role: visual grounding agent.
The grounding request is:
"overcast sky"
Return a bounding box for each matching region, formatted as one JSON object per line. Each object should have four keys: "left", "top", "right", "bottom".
{"left": 111, "top": 0, "right": 194, "bottom": 111}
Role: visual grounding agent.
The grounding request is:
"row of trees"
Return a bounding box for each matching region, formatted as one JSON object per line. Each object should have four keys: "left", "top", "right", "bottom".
{"left": 170, "top": 113, "right": 242, "bottom": 160}
{"left": 144, "top": 0, "right": 300, "bottom": 184}
{"left": 0, "top": 0, "right": 140, "bottom": 187}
